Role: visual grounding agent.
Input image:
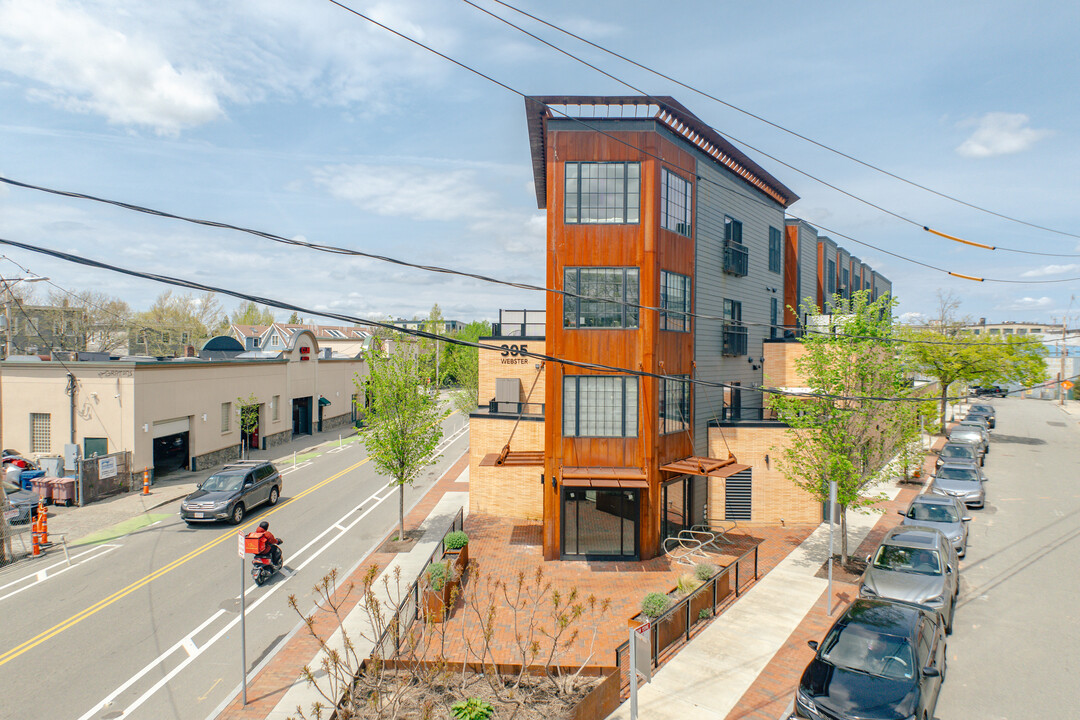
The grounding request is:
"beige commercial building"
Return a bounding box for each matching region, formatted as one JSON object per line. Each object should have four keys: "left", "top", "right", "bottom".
{"left": 1, "top": 329, "right": 366, "bottom": 474}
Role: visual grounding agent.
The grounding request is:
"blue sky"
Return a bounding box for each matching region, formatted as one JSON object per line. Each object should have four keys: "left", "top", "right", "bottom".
{"left": 0, "top": 0, "right": 1077, "bottom": 326}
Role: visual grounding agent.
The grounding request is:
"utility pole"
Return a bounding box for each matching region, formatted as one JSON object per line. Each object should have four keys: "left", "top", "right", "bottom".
{"left": 1062, "top": 317, "right": 1068, "bottom": 406}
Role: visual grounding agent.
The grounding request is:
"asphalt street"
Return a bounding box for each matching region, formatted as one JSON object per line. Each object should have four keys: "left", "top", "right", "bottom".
{"left": 935, "top": 398, "right": 1080, "bottom": 719}
{"left": 0, "top": 413, "right": 469, "bottom": 720}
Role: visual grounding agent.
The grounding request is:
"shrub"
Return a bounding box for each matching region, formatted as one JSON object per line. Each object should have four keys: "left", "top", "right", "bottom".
{"left": 698, "top": 608, "right": 711, "bottom": 620}
{"left": 444, "top": 530, "right": 470, "bottom": 551}
{"left": 426, "top": 560, "right": 449, "bottom": 591}
{"left": 641, "top": 592, "right": 672, "bottom": 619}
{"left": 675, "top": 573, "right": 702, "bottom": 596}
{"left": 694, "top": 563, "right": 718, "bottom": 582}
{"left": 450, "top": 697, "right": 494, "bottom": 720}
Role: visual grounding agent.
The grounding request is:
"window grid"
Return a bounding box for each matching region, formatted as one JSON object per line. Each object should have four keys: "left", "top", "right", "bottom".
{"left": 827, "top": 260, "right": 837, "bottom": 295}
{"left": 660, "top": 376, "right": 691, "bottom": 434}
{"left": 660, "top": 169, "right": 693, "bottom": 236}
{"left": 272, "top": 395, "right": 280, "bottom": 421}
{"left": 30, "top": 413, "right": 50, "bottom": 453}
{"left": 724, "top": 216, "right": 743, "bottom": 244}
{"left": 563, "top": 267, "right": 640, "bottom": 329}
{"left": 221, "top": 402, "right": 231, "bottom": 433}
{"left": 564, "top": 162, "right": 640, "bottom": 224}
{"left": 563, "top": 376, "right": 638, "bottom": 438}
{"left": 768, "top": 227, "right": 782, "bottom": 274}
{"left": 660, "top": 271, "right": 691, "bottom": 332}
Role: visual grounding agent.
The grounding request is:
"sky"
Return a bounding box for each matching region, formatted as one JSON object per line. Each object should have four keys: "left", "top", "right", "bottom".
{"left": 0, "top": 0, "right": 1078, "bottom": 328}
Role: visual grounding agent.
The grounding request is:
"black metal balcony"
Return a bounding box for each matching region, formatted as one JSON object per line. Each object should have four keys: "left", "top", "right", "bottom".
{"left": 723, "top": 241, "right": 749, "bottom": 277}
{"left": 722, "top": 324, "right": 748, "bottom": 356}
{"left": 487, "top": 400, "right": 546, "bottom": 417}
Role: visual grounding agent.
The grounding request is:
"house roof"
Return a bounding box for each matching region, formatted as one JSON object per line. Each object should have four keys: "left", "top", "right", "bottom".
{"left": 525, "top": 95, "right": 799, "bottom": 210}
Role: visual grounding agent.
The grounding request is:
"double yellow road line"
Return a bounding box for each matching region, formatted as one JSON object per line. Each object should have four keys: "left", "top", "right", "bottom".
{"left": 0, "top": 456, "right": 369, "bottom": 667}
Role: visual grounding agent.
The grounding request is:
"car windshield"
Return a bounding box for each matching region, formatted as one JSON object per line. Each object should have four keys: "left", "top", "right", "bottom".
{"left": 970, "top": 405, "right": 993, "bottom": 413}
{"left": 907, "top": 503, "right": 959, "bottom": 523}
{"left": 201, "top": 473, "right": 244, "bottom": 493}
{"left": 3, "top": 480, "right": 20, "bottom": 495}
{"left": 936, "top": 466, "right": 978, "bottom": 481}
{"left": 873, "top": 544, "right": 942, "bottom": 576}
{"left": 940, "top": 445, "right": 975, "bottom": 458}
{"left": 820, "top": 624, "right": 915, "bottom": 679}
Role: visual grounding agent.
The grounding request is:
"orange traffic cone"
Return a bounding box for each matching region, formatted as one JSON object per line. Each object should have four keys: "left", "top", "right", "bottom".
{"left": 142, "top": 469, "right": 151, "bottom": 496}
{"left": 37, "top": 499, "right": 48, "bottom": 545}
{"left": 31, "top": 507, "right": 42, "bottom": 556}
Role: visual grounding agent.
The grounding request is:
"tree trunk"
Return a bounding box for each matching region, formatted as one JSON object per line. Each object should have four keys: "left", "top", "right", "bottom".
{"left": 398, "top": 483, "right": 405, "bottom": 542}
{"left": 939, "top": 383, "right": 949, "bottom": 435}
{"left": 840, "top": 506, "right": 849, "bottom": 566}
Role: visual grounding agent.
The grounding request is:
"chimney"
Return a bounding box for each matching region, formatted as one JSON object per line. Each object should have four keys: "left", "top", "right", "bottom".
{"left": 978, "top": 318, "right": 986, "bottom": 325}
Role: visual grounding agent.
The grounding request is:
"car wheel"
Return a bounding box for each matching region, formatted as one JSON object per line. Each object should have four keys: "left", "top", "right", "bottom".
{"left": 268, "top": 486, "right": 279, "bottom": 506}
{"left": 231, "top": 504, "right": 245, "bottom": 525}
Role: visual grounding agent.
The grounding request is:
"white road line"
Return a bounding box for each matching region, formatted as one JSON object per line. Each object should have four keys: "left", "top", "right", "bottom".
{"left": 0, "top": 544, "right": 121, "bottom": 603}
{"left": 182, "top": 638, "right": 199, "bottom": 657}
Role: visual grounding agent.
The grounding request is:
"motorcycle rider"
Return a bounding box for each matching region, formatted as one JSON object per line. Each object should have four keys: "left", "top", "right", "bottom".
{"left": 251, "top": 520, "right": 281, "bottom": 566}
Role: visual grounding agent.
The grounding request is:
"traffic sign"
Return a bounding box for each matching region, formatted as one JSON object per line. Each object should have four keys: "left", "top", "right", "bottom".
{"left": 1062, "top": 381, "right": 1074, "bottom": 390}
{"left": 633, "top": 621, "right": 652, "bottom": 682}
{"left": 3, "top": 508, "right": 18, "bottom": 521}
{"left": 238, "top": 532, "right": 245, "bottom": 559}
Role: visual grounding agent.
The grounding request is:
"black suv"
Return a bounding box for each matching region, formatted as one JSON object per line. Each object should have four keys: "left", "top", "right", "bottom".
{"left": 973, "top": 385, "right": 1007, "bottom": 398}
{"left": 792, "top": 598, "right": 946, "bottom": 720}
{"left": 180, "top": 461, "right": 282, "bottom": 525}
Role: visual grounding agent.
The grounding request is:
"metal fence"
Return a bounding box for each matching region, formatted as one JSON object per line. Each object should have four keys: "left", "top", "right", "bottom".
{"left": 614, "top": 544, "right": 760, "bottom": 693}
{"left": 372, "top": 506, "right": 465, "bottom": 660}
{"left": 78, "top": 451, "right": 134, "bottom": 506}
{"left": 0, "top": 503, "right": 33, "bottom": 569}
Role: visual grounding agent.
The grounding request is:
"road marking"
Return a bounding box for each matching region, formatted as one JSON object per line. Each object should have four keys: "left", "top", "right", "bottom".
{"left": 83, "top": 478, "right": 399, "bottom": 719}
{"left": 0, "top": 544, "right": 122, "bottom": 603}
{"left": 0, "top": 456, "right": 370, "bottom": 667}
{"left": 182, "top": 638, "right": 199, "bottom": 657}
{"left": 197, "top": 677, "right": 222, "bottom": 703}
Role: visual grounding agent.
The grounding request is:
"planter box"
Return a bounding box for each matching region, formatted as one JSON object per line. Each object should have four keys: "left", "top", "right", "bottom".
{"left": 688, "top": 586, "right": 712, "bottom": 625}
{"left": 444, "top": 542, "right": 469, "bottom": 574}
{"left": 713, "top": 571, "right": 731, "bottom": 608}
{"left": 424, "top": 582, "right": 453, "bottom": 623}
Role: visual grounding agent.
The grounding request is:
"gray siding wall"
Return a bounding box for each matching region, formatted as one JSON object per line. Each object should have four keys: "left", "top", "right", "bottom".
{"left": 819, "top": 237, "right": 838, "bottom": 312}
{"left": 692, "top": 159, "right": 787, "bottom": 456}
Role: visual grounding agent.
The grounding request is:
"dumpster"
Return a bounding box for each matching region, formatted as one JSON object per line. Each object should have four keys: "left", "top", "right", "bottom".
{"left": 51, "top": 477, "right": 77, "bottom": 506}
{"left": 30, "top": 476, "right": 53, "bottom": 504}
{"left": 21, "top": 469, "right": 45, "bottom": 492}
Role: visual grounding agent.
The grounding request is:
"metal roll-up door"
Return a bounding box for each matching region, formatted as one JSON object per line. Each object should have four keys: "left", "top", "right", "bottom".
{"left": 152, "top": 417, "right": 190, "bottom": 438}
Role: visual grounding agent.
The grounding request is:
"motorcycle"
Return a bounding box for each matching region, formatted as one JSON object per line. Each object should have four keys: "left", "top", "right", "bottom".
{"left": 251, "top": 537, "right": 284, "bottom": 586}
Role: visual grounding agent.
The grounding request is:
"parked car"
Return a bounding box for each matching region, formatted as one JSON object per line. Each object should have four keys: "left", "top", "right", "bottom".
{"left": 899, "top": 495, "right": 971, "bottom": 558}
{"left": 930, "top": 463, "right": 987, "bottom": 509}
{"left": 860, "top": 526, "right": 960, "bottom": 633}
{"left": 936, "top": 441, "right": 983, "bottom": 469}
{"left": 949, "top": 424, "right": 988, "bottom": 455}
{"left": 973, "top": 385, "right": 1007, "bottom": 398}
{"left": 966, "top": 404, "right": 996, "bottom": 429}
{"left": 179, "top": 461, "right": 282, "bottom": 525}
{"left": 1, "top": 455, "right": 38, "bottom": 471}
{"left": 2, "top": 478, "right": 40, "bottom": 524}
{"left": 792, "top": 598, "right": 947, "bottom": 720}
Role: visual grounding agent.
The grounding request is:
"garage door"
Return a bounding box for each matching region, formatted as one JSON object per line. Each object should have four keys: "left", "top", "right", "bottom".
{"left": 153, "top": 417, "right": 190, "bottom": 438}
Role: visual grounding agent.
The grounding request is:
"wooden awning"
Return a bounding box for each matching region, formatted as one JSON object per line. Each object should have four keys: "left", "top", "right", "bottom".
{"left": 560, "top": 477, "right": 649, "bottom": 489}
{"left": 660, "top": 454, "right": 751, "bottom": 478}
{"left": 561, "top": 466, "right": 647, "bottom": 481}
{"left": 479, "top": 450, "right": 545, "bottom": 467}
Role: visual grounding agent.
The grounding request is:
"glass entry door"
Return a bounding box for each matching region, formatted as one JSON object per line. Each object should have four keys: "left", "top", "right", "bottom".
{"left": 662, "top": 475, "right": 707, "bottom": 541}
{"left": 562, "top": 488, "right": 639, "bottom": 559}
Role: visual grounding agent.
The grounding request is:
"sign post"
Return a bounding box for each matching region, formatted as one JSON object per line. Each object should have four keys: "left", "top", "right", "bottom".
{"left": 827, "top": 480, "right": 836, "bottom": 616}
{"left": 238, "top": 532, "right": 247, "bottom": 705}
{"left": 628, "top": 621, "right": 652, "bottom": 720}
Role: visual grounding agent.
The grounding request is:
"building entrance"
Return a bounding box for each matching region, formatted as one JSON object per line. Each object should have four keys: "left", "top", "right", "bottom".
{"left": 561, "top": 488, "right": 639, "bottom": 560}
{"left": 662, "top": 475, "right": 707, "bottom": 542}
{"left": 292, "top": 396, "right": 312, "bottom": 436}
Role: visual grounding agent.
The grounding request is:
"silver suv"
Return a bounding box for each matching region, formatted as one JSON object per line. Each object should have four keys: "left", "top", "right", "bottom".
{"left": 860, "top": 525, "right": 960, "bottom": 633}
{"left": 180, "top": 461, "right": 282, "bottom": 525}
{"left": 899, "top": 494, "right": 971, "bottom": 557}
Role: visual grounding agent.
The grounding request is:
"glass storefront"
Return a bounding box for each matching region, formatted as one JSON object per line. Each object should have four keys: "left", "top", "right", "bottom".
{"left": 561, "top": 488, "right": 639, "bottom": 559}
{"left": 662, "top": 475, "right": 707, "bottom": 541}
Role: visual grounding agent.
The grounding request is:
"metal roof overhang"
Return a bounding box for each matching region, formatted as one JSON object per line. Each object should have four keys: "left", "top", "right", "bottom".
{"left": 660, "top": 455, "right": 751, "bottom": 479}
{"left": 559, "top": 466, "right": 649, "bottom": 489}
{"left": 479, "top": 451, "right": 545, "bottom": 467}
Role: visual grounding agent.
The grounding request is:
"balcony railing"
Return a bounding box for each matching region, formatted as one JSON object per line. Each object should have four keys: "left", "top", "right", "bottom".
{"left": 718, "top": 405, "right": 778, "bottom": 422}
{"left": 723, "top": 241, "right": 748, "bottom": 277}
{"left": 486, "top": 400, "right": 545, "bottom": 417}
{"left": 722, "top": 324, "right": 748, "bottom": 356}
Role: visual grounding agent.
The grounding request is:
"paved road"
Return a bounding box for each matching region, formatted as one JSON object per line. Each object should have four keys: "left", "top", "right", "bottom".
{"left": 935, "top": 399, "right": 1080, "bottom": 719}
{"left": 0, "top": 414, "right": 469, "bottom": 720}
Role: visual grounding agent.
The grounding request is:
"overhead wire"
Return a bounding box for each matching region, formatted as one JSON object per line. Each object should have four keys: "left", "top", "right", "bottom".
{"left": 483, "top": 0, "right": 1080, "bottom": 250}
{"left": 0, "top": 175, "right": 1057, "bottom": 348}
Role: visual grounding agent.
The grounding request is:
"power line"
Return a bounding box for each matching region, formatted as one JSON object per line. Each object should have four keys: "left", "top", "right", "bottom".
{"left": 483, "top": 0, "right": 1080, "bottom": 247}
{"left": 0, "top": 175, "right": 1057, "bottom": 348}
{"left": 0, "top": 234, "right": 995, "bottom": 404}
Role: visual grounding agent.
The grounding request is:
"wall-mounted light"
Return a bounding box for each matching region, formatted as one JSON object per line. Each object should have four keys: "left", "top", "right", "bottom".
{"left": 202, "top": 414, "right": 207, "bottom": 422}
{"left": 747, "top": 357, "right": 754, "bottom": 364}
{"left": 142, "top": 424, "right": 149, "bottom": 433}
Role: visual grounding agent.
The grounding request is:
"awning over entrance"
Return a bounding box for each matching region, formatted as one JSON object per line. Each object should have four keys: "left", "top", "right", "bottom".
{"left": 479, "top": 450, "right": 544, "bottom": 467}
{"left": 318, "top": 396, "right": 332, "bottom": 407}
{"left": 660, "top": 454, "right": 751, "bottom": 478}
{"left": 560, "top": 466, "right": 648, "bottom": 489}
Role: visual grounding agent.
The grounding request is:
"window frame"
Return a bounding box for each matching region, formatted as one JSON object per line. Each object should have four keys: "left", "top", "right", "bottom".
{"left": 563, "top": 161, "right": 641, "bottom": 225}
{"left": 221, "top": 402, "right": 231, "bottom": 433}
{"left": 563, "top": 267, "right": 640, "bottom": 329}
{"left": 30, "top": 413, "right": 51, "bottom": 454}
{"left": 768, "top": 227, "right": 782, "bottom": 274}
{"left": 659, "top": 270, "right": 691, "bottom": 333}
{"left": 724, "top": 215, "right": 743, "bottom": 244}
{"left": 770, "top": 297, "right": 779, "bottom": 339}
{"left": 562, "top": 375, "right": 639, "bottom": 438}
{"left": 660, "top": 168, "right": 693, "bottom": 237}
{"left": 659, "top": 375, "right": 691, "bottom": 435}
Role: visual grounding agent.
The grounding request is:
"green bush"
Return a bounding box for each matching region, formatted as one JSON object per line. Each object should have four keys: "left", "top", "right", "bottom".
{"left": 694, "top": 563, "right": 718, "bottom": 581}
{"left": 426, "top": 560, "right": 449, "bottom": 592}
{"left": 698, "top": 608, "right": 711, "bottom": 620}
{"left": 444, "top": 530, "right": 470, "bottom": 551}
{"left": 450, "top": 697, "right": 494, "bottom": 720}
{"left": 675, "top": 573, "right": 702, "bottom": 596}
{"left": 641, "top": 592, "right": 672, "bottom": 619}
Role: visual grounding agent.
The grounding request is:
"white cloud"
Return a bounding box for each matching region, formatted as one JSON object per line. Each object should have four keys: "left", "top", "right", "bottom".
{"left": 1021, "top": 264, "right": 1080, "bottom": 278}
{"left": 897, "top": 311, "right": 926, "bottom": 325}
{"left": 0, "top": 0, "right": 225, "bottom": 135}
{"left": 999, "top": 296, "right": 1054, "bottom": 311}
{"left": 956, "top": 112, "right": 1053, "bottom": 158}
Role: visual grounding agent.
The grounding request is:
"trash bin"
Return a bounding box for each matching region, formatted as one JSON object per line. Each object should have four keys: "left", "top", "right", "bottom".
{"left": 20, "top": 469, "right": 45, "bottom": 492}
{"left": 51, "top": 478, "right": 76, "bottom": 506}
{"left": 30, "top": 476, "right": 53, "bottom": 504}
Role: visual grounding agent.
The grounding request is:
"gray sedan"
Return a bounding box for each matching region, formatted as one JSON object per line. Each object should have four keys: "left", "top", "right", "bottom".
{"left": 949, "top": 425, "right": 988, "bottom": 454}
{"left": 899, "top": 494, "right": 971, "bottom": 557}
{"left": 930, "top": 463, "right": 987, "bottom": 508}
{"left": 936, "top": 441, "right": 983, "bottom": 468}
{"left": 2, "top": 478, "right": 40, "bottom": 524}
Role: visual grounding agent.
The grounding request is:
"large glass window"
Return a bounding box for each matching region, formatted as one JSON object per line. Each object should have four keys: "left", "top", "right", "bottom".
{"left": 660, "top": 375, "right": 691, "bottom": 434}
{"left": 660, "top": 270, "right": 691, "bottom": 332}
{"left": 827, "top": 259, "right": 836, "bottom": 295}
{"left": 724, "top": 215, "right": 743, "bottom": 244}
{"left": 769, "top": 227, "right": 782, "bottom": 274}
{"left": 660, "top": 168, "right": 693, "bottom": 236}
{"left": 563, "top": 376, "right": 638, "bottom": 437}
{"left": 564, "top": 162, "right": 640, "bottom": 224}
{"left": 563, "top": 267, "right": 639, "bottom": 329}
{"left": 562, "top": 488, "right": 638, "bottom": 558}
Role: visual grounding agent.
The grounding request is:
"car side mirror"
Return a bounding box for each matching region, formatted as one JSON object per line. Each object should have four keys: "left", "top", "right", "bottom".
{"left": 807, "top": 640, "right": 819, "bottom": 651}
{"left": 866, "top": 555, "right": 872, "bottom": 564}
{"left": 244, "top": 479, "right": 253, "bottom": 486}
{"left": 922, "top": 666, "right": 940, "bottom": 678}
{"left": 896, "top": 510, "right": 904, "bottom": 516}
{"left": 962, "top": 517, "right": 972, "bottom": 522}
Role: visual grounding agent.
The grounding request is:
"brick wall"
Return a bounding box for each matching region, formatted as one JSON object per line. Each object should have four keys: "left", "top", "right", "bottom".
{"left": 708, "top": 425, "right": 820, "bottom": 525}
{"left": 762, "top": 342, "right": 808, "bottom": 388}
{"left": 477, "top": 339, "right": 546, "bottom": 408}
{"left": 469, "top": 415, "right": 545, "bottom": 520}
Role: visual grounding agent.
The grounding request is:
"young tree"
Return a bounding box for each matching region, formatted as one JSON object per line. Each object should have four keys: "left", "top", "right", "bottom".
{"left": 769, "top": 291, "right": 914, "bottom": 565}
{"left": 357, "top": 342, "right": 449, "bottom": 541}
{"left": 230, "top": 301, "right": 276, "bottom": 327}
{"left": 420, "top": 303, "right": 446, "bottom": 387}
{"left": 444, "top": 320, "right": 492, "bottom": 417}
{"left": 287, "top": 312, "right": 302, "bottom": 324}
{"left": 237, "top": 393, "right": 260, "bottom": 460}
